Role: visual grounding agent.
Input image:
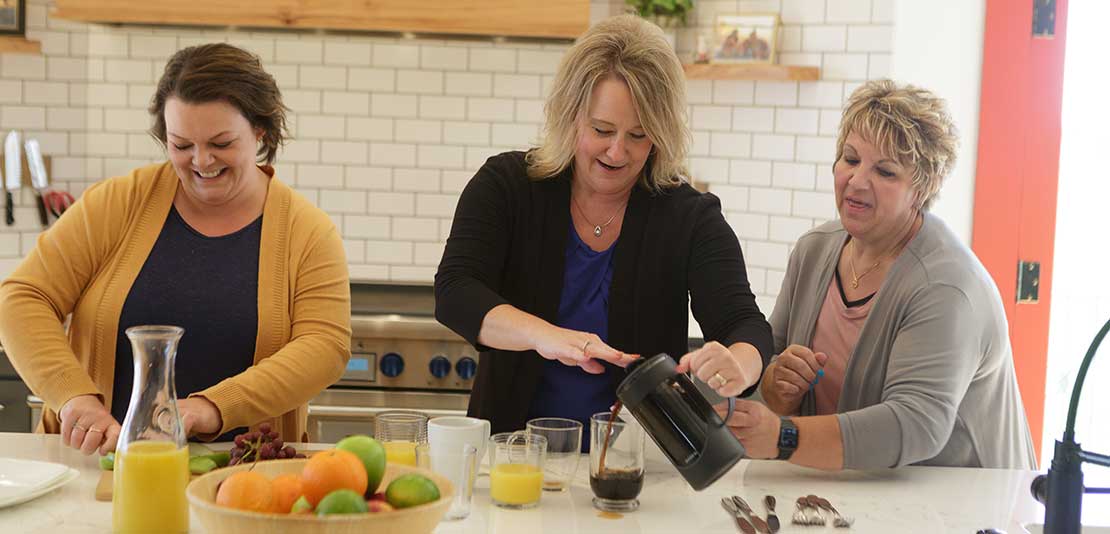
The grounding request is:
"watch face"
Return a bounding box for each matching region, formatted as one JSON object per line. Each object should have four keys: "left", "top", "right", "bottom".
{"left": 777, "top": 418, "right": 798, "bottom": 460}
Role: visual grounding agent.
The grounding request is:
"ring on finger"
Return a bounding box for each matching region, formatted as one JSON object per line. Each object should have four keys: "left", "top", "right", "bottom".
{"left": 87, "top": 427, "right": 103, "bottom": 434}
{"left": 73, "top": 423, "right": 87, "bottom": 432}
{"left": 581, "top": 340, "right": 591, "bottom": 356}
{"left": 711, "top": 372, "right": 728, "bottom": 388}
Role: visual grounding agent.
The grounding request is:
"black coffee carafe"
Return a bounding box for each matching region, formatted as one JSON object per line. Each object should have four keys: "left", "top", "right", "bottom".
{"left": 616, "top": 353, "right": 746, "bottom": 491}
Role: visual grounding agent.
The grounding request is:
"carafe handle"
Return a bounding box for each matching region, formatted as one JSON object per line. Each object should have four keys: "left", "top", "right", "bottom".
{"left": 718, "top": 397, "right": 736, "bottom": 428}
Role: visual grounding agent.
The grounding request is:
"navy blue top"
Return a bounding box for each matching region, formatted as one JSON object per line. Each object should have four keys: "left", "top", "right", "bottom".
{"left": 528, "top": 221, "right": 619, "bottom": 451}
{"left": 111, "top": 206, "right": 262, "bottom": 441}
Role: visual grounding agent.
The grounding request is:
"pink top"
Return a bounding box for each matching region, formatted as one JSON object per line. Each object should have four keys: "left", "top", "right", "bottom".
{"left": 811, "top": 274, "right": 875, "bottom": 415}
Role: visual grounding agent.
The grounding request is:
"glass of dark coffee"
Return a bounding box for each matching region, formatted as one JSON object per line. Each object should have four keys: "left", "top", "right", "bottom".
{"left": 589, "top": 411, "right": 645, "bottom": 512}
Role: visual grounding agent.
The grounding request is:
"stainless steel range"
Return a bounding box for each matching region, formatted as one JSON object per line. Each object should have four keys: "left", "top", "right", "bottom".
{"left": 307, "top": 283, "right": 476, "bottom": 442}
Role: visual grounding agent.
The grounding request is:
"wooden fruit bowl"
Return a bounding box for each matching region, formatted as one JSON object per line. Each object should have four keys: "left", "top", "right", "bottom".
{"left": 186, "top": 459, "right": 455, "bottom": 534}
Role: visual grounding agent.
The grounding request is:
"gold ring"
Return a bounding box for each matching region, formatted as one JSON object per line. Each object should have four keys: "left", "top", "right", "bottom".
{"left": 582, "top": 340, "right": 591, "bottom": 355}
{"left": 712, "top": 372, "right": 728, "bottom": 387}
{"left": 73, "top": 423, "right": 87, "bottom": 432}
{"left": 87, "top": 427, "right": 103, "bottom": 434}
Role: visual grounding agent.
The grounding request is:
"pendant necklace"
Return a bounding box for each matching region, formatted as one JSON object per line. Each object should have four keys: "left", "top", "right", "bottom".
{"left": 572, "top": 195, "right": 625, "bottom": 238}
{"left": 847, "top": 239, "right": 882, "bottom": 289}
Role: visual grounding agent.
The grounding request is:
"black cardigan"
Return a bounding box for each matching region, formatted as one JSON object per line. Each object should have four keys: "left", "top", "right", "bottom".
{"left": 434, "top": 151, "right": 773, "bottom": 433}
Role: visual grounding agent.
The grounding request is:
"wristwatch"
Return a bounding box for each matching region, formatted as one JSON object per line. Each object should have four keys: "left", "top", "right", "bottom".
{"left": 777, "top": 417, "right": 798, "bottom": 460}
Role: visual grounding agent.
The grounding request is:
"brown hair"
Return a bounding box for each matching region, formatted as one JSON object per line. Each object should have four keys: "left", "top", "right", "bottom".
{"left": 527, "top": 14, "right": 690, "bottom": 192}
{"left": 149, "top": 43, "right": 289, "bottom": 165}
{"left": 836, "top": 79, "right": 959, "bottom": 211}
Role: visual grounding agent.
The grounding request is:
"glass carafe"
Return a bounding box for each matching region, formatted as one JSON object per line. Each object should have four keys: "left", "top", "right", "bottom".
{"left": 112, "top": 325, "right": 189, "bottom": 534}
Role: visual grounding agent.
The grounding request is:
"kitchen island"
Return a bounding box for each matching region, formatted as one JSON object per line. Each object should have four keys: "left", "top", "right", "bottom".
{"left": 0, "top": 432, "right": 1106, "bottom": 533}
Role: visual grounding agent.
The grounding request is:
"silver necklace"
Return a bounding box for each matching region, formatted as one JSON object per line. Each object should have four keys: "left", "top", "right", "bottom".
{"left": 572, "top": 195, "right": 624, "bottom": 237}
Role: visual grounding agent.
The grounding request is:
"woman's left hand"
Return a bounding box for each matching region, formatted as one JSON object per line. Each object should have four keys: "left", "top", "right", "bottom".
{"left": 714, "top": 400, "right": 781, "bottom": 460}
{"left": 177, "top": 397, "right": 222, "bottom": 437}
{"left": 675, "top": 341, "right": 756, "bottom": 397}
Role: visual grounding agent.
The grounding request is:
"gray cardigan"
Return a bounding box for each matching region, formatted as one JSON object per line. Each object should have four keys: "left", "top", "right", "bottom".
{"left": 770, "top": 213, "right": 1036, "bottom": 470}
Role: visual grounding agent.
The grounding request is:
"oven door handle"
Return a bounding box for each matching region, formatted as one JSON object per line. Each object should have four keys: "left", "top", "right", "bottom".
{"left": 307, "top": 405, "right": 466, "bottom": 419}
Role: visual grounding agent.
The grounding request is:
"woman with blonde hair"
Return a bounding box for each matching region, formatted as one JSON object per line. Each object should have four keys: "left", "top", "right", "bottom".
{"left": 721, "top": 80, "right": 1035, "bottom": 469}
{"left": 435, "top": 14, "right": 772, "bottom": 437}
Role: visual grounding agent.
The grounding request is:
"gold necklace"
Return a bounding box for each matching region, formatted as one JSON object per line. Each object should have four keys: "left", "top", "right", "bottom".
{"left": 847, "top": 239, "right": 882, "bottom": 289}
{"left": 572, "top": 195, "right": 624, "bottom": 238}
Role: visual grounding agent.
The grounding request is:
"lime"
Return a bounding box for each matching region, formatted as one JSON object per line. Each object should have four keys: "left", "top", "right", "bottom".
{"left": 205, "top": 451, "right": 231, "bottom": 468}
{"left": 335, "top": 435, "right": 387, "bottom": 495}
{"left": 385, "top": 474, "right": 440, "bottom": 509}
{"left": 98, "top": 452, "right": 114, "bottom": 471}
{"left": 290, "top": 495, "right": 313, "bottom": 514}
{"left": 315, "top": 489, "right": 369, "bottom": 515}
{"left": 189, "top": 456, "right": 218, "bottom": 475}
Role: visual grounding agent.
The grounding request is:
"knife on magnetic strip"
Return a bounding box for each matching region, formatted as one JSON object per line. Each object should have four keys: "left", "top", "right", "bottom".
{"left": 4, "top": 131, "right": 21, "bottom": 226}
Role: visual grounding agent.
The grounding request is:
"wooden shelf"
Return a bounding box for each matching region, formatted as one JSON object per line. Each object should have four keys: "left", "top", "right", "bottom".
{"left": 0, "top": 36, "right": 42, "bottom": 54}
{"left": 53, "top": 0, "right": 589, "bottom": 39}
{"left": 683, "top": 63, "right": 819, "bottom": 81}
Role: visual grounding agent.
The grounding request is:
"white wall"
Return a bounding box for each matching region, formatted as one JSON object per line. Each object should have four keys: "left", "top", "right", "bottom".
{"left": 890, "top": 0, "right": 986, "bottom": 245}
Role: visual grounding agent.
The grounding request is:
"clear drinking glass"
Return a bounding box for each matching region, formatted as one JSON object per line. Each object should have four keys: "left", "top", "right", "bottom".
{"left": 488, "top": 432, "right": 547, "bottom": 509}
{"left": 374, "top": 410, "right": 428, "bottom": 466}
{"left": 525, "top": 417, "right": 582, "bottom": 491}
{"left": 113, "top": 326, "right": 188, "bottom": 534}
{"left": 416, "top": 442, "right": 478, "bottom": 520}
{"left": 589, "top": 411, "right": 645, "bottom": 512}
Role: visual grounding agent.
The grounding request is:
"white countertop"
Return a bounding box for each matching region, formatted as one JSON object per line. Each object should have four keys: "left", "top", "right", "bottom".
{"left": 1, "top": 432, "right": 1108, "bottom": 533}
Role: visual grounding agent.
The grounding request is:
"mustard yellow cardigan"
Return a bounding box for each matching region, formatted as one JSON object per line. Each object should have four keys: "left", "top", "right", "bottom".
{"left": 0, "top": 162, "right": 351, "bottom": 442}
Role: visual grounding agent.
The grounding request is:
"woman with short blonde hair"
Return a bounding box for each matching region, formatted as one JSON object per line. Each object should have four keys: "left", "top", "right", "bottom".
{"left": 436, "top": 15, "right": 772, "bottom": 437}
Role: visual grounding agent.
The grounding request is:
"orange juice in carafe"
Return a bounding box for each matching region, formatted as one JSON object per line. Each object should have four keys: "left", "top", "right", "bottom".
{"left": 112, "top": 441, "right": 189, "bottom": 533}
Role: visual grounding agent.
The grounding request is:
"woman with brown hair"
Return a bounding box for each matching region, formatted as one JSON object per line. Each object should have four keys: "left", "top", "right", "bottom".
{"left": 435, "top": 15, "right": 773, "bottom": 438}
{"left": 0, "top": 43, "right": 351, "bottom": 455}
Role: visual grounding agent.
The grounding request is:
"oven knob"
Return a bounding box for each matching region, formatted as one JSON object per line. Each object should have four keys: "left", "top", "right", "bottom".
{"left": 455, "top": 357, "right": 477, "bottom": 380}
{"left": 429, "top": 356, "right": 452, "bottom": 379}
{"left": 380, "top": 352, "right": 404, "bottom": 378}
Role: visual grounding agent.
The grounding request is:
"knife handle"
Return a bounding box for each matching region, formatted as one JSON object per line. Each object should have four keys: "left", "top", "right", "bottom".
{"left": 35, "top": 193, "right": 48, "bottom": 226}
{"left": 734, "top": 515, "right": 756, "bottom": 534}
{"left": 5, "top": 191, "right": 12, "bottom": 225}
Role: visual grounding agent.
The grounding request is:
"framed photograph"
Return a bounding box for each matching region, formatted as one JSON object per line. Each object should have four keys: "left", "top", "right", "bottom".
{"left": 0, "top": 0, "right": 25, "bottom": 36}
{"left": 712, "top": 13, "right": 779, "bottom": 64}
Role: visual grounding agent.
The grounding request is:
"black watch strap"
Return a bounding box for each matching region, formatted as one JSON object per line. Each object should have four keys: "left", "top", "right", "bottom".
{"left": 777, "top": 417, "right": 798, "bottom": 460}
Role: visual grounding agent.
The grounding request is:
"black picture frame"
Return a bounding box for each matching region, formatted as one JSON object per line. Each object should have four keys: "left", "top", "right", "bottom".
{"left": 0, "top": 0, "right": 25, "bottom": 37}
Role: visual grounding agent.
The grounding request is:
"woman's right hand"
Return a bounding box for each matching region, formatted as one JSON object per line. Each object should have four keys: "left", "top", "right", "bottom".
{"left": 768, "top": 344, "right": 828, "bottom": 406}
{"left": 533, "top": 326, "right": 636, "bottom": 374}
{"left": 59, "top": 394, "right": 121, "bottom": 456}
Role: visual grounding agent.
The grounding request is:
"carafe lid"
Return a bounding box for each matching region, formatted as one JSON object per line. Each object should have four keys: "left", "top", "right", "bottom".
{"left": 616, "top": 353, "right": 675, "bottom": 408}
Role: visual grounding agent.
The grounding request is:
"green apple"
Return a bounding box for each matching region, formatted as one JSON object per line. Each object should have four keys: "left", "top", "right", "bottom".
{"left": 336, "top": 434, "right": 387, "bottom": 495}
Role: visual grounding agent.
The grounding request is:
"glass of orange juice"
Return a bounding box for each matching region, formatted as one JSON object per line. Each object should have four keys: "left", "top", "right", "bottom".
{"left": 374, "top": 410, "right": 428, "bottom": 466}
{"left": 488, "top": 432, "right": 547, "bottom": 509}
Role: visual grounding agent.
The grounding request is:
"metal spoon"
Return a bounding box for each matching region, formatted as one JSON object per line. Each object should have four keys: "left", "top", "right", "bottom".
{"left": 813, "top": 496, "right": 854, "bottom": 528}
{"left": 763, "top": 495, "right": 780, "bottom": 533}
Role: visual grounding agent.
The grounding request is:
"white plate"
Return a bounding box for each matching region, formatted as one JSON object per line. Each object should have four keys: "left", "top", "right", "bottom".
{"left": 0, "top": 466, "right": 79, "bottom": 508}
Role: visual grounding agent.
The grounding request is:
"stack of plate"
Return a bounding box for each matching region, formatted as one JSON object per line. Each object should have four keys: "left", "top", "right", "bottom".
{"left": 0, "top": 458, "right": 80, "bottom": 508}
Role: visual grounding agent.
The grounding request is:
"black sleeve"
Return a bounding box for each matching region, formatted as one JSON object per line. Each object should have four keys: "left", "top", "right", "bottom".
{"left": 434, "top": 156, "right": 515, "bottom": 349}
{"left": 687, "top": 192, "right": 774, "bottom": 397}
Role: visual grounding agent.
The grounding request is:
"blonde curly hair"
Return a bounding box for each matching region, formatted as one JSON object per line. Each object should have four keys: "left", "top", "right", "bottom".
{"left": 836, "top": 79, "right": 959, "bottom": 211}
{"left": 526, "top": 15, "right": 690, "bottom": 193}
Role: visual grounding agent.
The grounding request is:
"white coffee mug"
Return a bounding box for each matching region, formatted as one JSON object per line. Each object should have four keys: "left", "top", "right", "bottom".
{"left": 428, "top": 416, "right": 491, "bottom": 460}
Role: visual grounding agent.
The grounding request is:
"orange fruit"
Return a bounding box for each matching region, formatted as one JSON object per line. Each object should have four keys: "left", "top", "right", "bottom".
{"left": 216, "top": 471, "right": 274, "bottom": 513}
{"left": 270, "top": 473, "right": 305, "bottom": 513}
{"left": 300, "top": 449, "right": 368, "bottom": 506}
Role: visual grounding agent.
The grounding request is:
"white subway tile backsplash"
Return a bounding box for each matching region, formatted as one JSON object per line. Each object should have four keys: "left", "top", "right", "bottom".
{"left": 368, "top": 192, "right": 415, "bottom": 215}
{"left": 3, "top": 55, "right": 47, "bottom": 80}
{"left": 769, "top": 215, "right": 814, "bottom": 243}
{"left": 30, "top": 30, "right": 69, "bottom": 56}
{"left": 728, "top": 212, "right": 770, "bottom": 240}
{"left": 345, "top": 215, "right": 391, "bottom": 239}
{"left": 819, "top": 108, "right": 841, "bottom": 136}
{"left": 744, "top": 265, "right": 767, "bottom": 294}
{"left": 2, "top": 106, "right": 45, "bottom": 129}
{"left": 323, "top": 42, "right": 372, "bottom": 66}
{"left": 445, "top": 72, "right": 492, "bottom": 97}
{"left": 129, "top": 35, "right": 178, "bottom": 60}
{"left": 686, "top": 80, "right": 713, "bottom": 105}
{"left": 468, "top": 98, "right": 515, "bottom": 122}
{"left": 416, "top": 193, "right": 458, "bottom": 217}
{"left": 772, "top": 162, "right": 817, "bottom": 189}
{"left": 792, "top": 190, "right": 836, "bottom": 219}
{"left": 493, "top": 74, "right": 540, "bottom": 98}
{"left": 692, "top": 105, "right": 732, "bottom": 131}
{"left": 847, "top": 26, "right": 892, "bottom": 52}
{"left": 516, "top": 50, "right": 563, "bottom": 74}
{"left": 779, "top": 26, "right": 802, "bottom": 52}
{"left": 868, "top": 53, "right": 891, "bottom": 78}
{"left": 798, "top": 81, "right": 844, "bottom": 108}
{"left": 104, "top": 59, "right": 152, "bottom": 83}
{"left": 344, "top": 239, "right": 366, "bottom": 262}
{"left": 373, "top": 44, "right": 421, "bottom": 69}
{"left": 752, "top": 134, "right": 795, "bottom": 161}
{"left": 345, "top": 166, "right": 392, "bottom": 190}
{"left": 350, "top": 264, "right": 389, "bottom": 280}
{"left": 23, "top": 81, "right": 68, "bottom": 105}
{"left": 802, "top": 25, "right": 847, "bottom": 52}
{"left": 128, "top": 84, "right": 153, "bottom": 107}
{"left": 321, "top": 141, "right": 368, "bottom": 164}
{"left": 491, "top": 123, "right": 539, "bottom": 147}
{"left": 782, "top": 0, "right": 825, "bottom": 24}
{"left": 372, "top": 94, "right": 419, "bottom": 118}
{"left": 443, "top": 121, "right": 490, "bottom": 146}
{"left": 749, "top": 187, "right": 792, "bottom": 215}
{"left": 392, "top": 168, "right": 440, "bottom": 192}
{"left": 369, "top": 142, "right": 416, "bottom": 167}
{"left": 822, "top": 54, "right": 869, "bottom": 80}
{"left": 346, "top": 117, "right": 393, "bottom": 141}
{"left": 441, "top": 170, "right": 473, "bottom": 194}
{"left": 392, "top": 217, "right": 439, "bottom": 241}
{"left": 826, "top": 0, "right": 872, "bottom": 23}
{"left": 128, "top": 134, "right": 163, "bottom": 158}
{"left": 0, "top": 80, "right": 20, "bottom": 103}
{"left": 391, "top": 265, "right": 437, "bottom": 281}
{"left": 104, "top": 108, "right": 149, "bottom": 132}
{"left": 299, "top": 66, "right": 346, "bottom": 89}
{"left": 70, "top": 132, "right": 128, "bottom": 156}
{"left": 872, "top": 0, "right": 893, "bottom": 23}
{"left": 395, "top": 119, "right": 442, "bottom": 143}
{"left": 299, "top": 115, "right": 347, "bottom": 139}
{"left": 796, "top": 135, "right": 835, "bottom": 164}
{"left": 0, "top": 233, "right": 19, "bottom": 256}
{"left": 295, "top": 164, "right": 344, "bottom": 188}
{"left": 712, "top": 80, "right": 755, "bottom": 105}
{"left": 397, "top": 70, "right": 444, "bottom": 95}
{"left": 283, "top": 90, "right": 321, "bottom": 114}
{"left": 323, "top": 91, "right": 370, "bottom": 115}
{"left": 775, "top": 108, "right": 819, "bottom": 135}
{"left": 421, "top": 46, "right": 469, "bottom": 71}
{"left": 320, "top": 189, "right": 367, "bottom": 213}
{"left": 710, "top": 185, "right": 748, "bottom": 210}
{"left": 418, "top": 144, "right": 465, "bottom": 169}
{"left": 710, "top": 132, "right": 752, "bottom": 158}
{"left": 778, "top": 52, "right": 822, "bottom": 67}
{"left": 86, "top": 33, "right": 130, "bottom": 57}
{"left": 691, "top": 131, "right": 710, "bottom": 157}
{"left": 745, "top": 240, "right": 790, "bottom": 269}
{"left": 419, "top": 96, "right": 466, "bottom": 120}
{"left": 468, "top": 49, "right": 516, "bottom": 73}
{"left": 414, "top": 242, "right": 446, "bottom": 265}
{"left": 279, "top": 139, "right": 320, "bottom": 163}
{"left": 349, "top": 68, "right": 395, "bottom": 92}
{"left": 49, "top": 156, "right": 99, "bottom": 181}
{"left": 689, "top": 157, "right": 730, "bottom": 185}
{"left": 85, "top": 83, "right": 127, "bottom": 107}
{"left": 729, "top": 159, "right": 773, "bottom": 186}
{"left": 515, "top": 99, "right": 544, "bottom": 123}
{"left": 766, "top": 269, "right": 786, "bottom": 296}
{"left": 47, "top": 107, "right": 87, "bottom": 130}
{"left": 755, "top": 81, "right": 798, "bottom": 106}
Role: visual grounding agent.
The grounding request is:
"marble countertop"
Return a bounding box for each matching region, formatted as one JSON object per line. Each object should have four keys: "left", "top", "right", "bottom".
{"left": 1, "top": 432, "right": 1107, "bottom": 533}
